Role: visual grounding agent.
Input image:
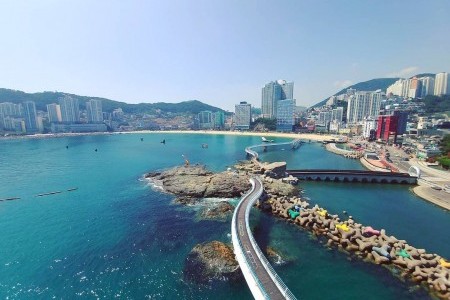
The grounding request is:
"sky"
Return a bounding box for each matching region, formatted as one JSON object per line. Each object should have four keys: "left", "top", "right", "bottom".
{"left": 1, "top": 1, "right": 450, "bottom": 111}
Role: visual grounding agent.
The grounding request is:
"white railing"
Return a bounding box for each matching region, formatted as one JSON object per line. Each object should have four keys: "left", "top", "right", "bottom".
{"left": 245, "top": 139, "right": 302, "bottom": 161}
{"left": 232, "top": 177, "right": 297, "bottom": 300}
{"left": 231, "top": 180, "right": 270, "bottom": 298}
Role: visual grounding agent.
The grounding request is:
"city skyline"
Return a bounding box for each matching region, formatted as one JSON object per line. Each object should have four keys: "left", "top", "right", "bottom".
{"left": 1, "top": 1, "right": 450, "bottom": 111}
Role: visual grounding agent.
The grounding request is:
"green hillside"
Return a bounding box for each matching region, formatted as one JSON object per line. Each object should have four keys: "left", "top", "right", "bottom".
{"left": 0, "top": 88, "right": 224, "bottom": 114}
{"left": 311, "top": 78, "right": 400, "bottom": 108}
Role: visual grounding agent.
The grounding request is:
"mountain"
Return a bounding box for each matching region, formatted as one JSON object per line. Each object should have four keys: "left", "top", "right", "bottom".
{"left": 0, "top": 88, "right": 225, "bottom": 114}
{"left": 311, "top": 78, "right": 400, "bottom": 108}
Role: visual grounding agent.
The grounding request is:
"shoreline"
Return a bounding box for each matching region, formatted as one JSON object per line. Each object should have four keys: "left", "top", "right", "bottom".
{"left": 412, "top": 186, "right": 450, "bottom": 211}
{"left": 2, "top": 129, "right": 448, "bottom": 211}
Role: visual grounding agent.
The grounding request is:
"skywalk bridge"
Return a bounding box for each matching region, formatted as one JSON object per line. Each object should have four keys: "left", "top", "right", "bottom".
{"left": 231, "top": 177, "right": 297, "bottom": 300}
{"left": 245, "top": 139, "right": 303, "bottom": 160}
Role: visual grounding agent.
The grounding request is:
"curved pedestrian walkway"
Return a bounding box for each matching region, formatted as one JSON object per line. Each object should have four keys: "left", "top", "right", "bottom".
{"left": 231, "top": 177, "right": 297, "bottom": 299}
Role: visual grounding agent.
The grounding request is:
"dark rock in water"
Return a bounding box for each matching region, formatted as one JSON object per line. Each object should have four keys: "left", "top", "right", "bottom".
{"left": 174, "top": 196, "right": 199, "bottom": 205}
{"left": 145, "top": 171, "right": 161, "bottom": 178}
{"left": 201, "top": 201, "right": 234, "bottom": 220}
{"left": 264, "top": 178, "right": 298, "bottom": 197}
{"left": 184, "top": 241, "right": 242, "bottom": 283}
{"left": 266, "top": 246, "right": 288, "bottom": 265}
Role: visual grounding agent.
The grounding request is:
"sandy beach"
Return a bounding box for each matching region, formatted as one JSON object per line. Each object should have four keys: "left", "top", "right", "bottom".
{"left": 120, "top": 129, "right": 336, "bottom": 141}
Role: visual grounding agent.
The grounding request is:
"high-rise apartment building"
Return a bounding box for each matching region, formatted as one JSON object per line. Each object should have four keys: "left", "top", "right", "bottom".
{"left": 346, "top": 91, "right": 383, "bottom": 124}
{"left": 419, "top": 77, "right": 435, "bottom": 97}
{"left": 22, "top": 101, "right": 38, "bottom": 133}
{"left": 235, "top": 102, "right": 251, "bottom": 130}
{"left": 198, "top": 111, "right": 213, "bottom": 129}
{"left": 214, "top": 111, "right": 225, "bottom": 129}
{"left": 408, "top": 77, "right": 421, "bottom": 98}
{"left": 276, "top": 99, "right": 295, "bottom": 132}
{"left": 59, "top": 96, "right": 80, "bottom": 123}
{"left": 261, "top": 80, "right": 294, "bottom": 119}
{"left": 86, "top": 99, "right": 103, "bottom": 123}
{"left": 331, "top": 107, "right": 344, "bottom": 123}
{"left": 0, "top": 102, "right": 22, "bottom": 117}
{"left": 318, "top": 111, "right": 332, "bottom": 126}
{"left": 434, "top": 72, "right": 450, "bottom": 96}
{"left": 47, "top": 103, "right": 62, "bottom": 123}
{"left": 0, "top": 102, "right": 23, "bottom": 130}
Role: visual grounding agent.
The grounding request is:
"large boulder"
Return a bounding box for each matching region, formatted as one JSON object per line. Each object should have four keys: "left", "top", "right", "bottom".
{"left": 184, "top": 241, "right": 242, "bottom": 283}
{"left": 262, "top": 161, "right": 287, "bottom": 178}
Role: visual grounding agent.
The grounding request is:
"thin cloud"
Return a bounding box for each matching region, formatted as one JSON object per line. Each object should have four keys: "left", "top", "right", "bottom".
{"left": 387, "top": 66, "right": 419, "bottom": 78}
{"left": 333, "top": 80, "right": 353, "bottom": 89}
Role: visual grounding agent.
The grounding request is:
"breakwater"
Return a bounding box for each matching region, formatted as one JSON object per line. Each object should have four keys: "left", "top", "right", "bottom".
{"left": 255, "top": 172, "right": 450, "bottom": 299}
{"left": 325, "top": 143, "right": 362, "bottom": 159}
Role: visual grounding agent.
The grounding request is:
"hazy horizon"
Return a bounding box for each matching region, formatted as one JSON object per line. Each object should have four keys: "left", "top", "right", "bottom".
{"left": 1, "top": 1, "right": 449, "bottom": 110}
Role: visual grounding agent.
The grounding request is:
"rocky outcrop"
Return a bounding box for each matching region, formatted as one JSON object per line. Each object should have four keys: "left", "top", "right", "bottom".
{"left": 261, "top": 161, "right": 287, "bottom": 178}
{"left": 201, "top": 201, "right": 234, "bottom": 220}
{"left": 145, "top": 165, "right": 251, "bottom": 199}
{"left": 184, "top": 241, "right": 242, "bottom": 283}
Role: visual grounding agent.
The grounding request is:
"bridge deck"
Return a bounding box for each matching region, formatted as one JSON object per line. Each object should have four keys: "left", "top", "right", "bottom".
{"left": 287, "top": 169, "right": 412, "bottom": 177}
{"left": 233, "top": 178, "right": 286, "bottom": 299}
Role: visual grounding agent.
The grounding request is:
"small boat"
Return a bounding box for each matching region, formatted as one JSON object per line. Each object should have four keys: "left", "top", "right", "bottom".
{"left": 161, "top": 139, "right": 166, "bottom": 144}
{"left": 201, "top": 143, "right": 208, "bottom": 148}
{"left": 262, "top": 137, "right": 274, "bottom": 143}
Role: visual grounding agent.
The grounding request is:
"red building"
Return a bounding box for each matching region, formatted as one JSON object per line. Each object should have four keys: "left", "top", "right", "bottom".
{"left": 376, "top": 115, "right": 398, "bottom": 142}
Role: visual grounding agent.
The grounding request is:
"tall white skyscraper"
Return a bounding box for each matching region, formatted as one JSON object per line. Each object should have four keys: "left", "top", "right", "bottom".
{"left": 434, "top": 72, "right": 450, "bottom": 96}
{"left": 346, "top": 91, "right": 383, "bottom": 124}
{"left": 261, "top": 80, "right": 294, "bottom": 119}
{"left": 235, "top": 101, "right": 251, "bottom": 130}
{"left": 23, "top": 101, "right": 38, "bottom": 133}
{"left": 86, "top": 99, "right": 103, "bottom": 123}
{"left": 59, "top": 96, "right": 80, "bottom": 123}
{"left": 47, "top": 103, "right": 62, "bottom": 123}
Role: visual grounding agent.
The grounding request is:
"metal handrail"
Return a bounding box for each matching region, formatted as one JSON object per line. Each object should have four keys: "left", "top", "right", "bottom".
{"left": 246, "top": 139, "right": 302, "bottom": 160}
{"left": 244, "top": 178, "right": 297, "bottom": 300}
{"left": 232, "top": 177, "right": 297, "bottom": 300}
{"left": 231, "top": 181, "right": 271, "bottom": 298}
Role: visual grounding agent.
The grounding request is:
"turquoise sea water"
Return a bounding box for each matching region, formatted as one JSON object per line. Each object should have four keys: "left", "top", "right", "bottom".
{"left": 0, "top": 133, "right": 448, "bottom": 299}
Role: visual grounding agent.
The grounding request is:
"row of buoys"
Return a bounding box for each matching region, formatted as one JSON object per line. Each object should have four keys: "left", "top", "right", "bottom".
{"left": 0, "top": 197, "right": 21, "bottom": 201}
{"left": 0, "top": 188, "right": 78, "bottom": 202}
{"left": 36, "top": 187, "right": 78, "bottom": 197}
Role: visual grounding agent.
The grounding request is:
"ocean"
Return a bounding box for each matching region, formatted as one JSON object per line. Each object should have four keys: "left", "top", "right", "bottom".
{"left": 0, "top": 133, "right": 448, "bottom": 299}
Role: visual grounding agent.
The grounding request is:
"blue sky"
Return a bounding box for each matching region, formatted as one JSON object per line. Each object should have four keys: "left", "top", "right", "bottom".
{"left": 1, "top": 1, "right": 449, "bottom": 110}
